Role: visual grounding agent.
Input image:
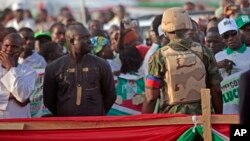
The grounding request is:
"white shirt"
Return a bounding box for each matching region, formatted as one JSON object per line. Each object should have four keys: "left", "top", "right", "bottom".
{"left": 18, "top": 52, "right": 47, "bottom": 69}
{"left": 107, "top": 53, "right": 121, "bottom": 72}
{"left": 6, "top": 18, "right": 35, "bottom": 31}
{"left": 142, "top": 43, "right": 160, "bottom": 76}
{"left": 215, "top": 45, "right": 250, "bottom": 114}
{"left": 215, "top": 45, "right": 250, "bottom": 79}
{"left": 0, "top": 64, "right": 36, "bottom": 118}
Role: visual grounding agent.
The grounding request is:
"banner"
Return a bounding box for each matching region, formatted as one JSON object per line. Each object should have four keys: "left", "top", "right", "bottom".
{"left": 108, "top": 73, "right": 145, "bottom": 115}
{"left": 220, "top": 70, "right": 246, "bottom": 114}
{"left": 29, "top": 69, "right": 51, "bottom": 117}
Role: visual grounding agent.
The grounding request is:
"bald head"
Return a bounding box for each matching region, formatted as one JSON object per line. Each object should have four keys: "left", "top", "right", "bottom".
{"left": 1, "top": 33, "right": 24, "bottom": 62}
{"left": 65, "top": 23, "right": 92, "bottom": 59}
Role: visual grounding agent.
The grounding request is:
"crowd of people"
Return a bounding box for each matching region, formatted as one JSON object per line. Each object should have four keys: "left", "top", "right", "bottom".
{"left": 0, "top": 0, "right": 249, "bottom": 124}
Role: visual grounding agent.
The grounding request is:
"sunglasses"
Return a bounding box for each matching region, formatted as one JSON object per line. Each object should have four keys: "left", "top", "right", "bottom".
{"left": 221, "top": 31, "right": 238, "bottom": 39}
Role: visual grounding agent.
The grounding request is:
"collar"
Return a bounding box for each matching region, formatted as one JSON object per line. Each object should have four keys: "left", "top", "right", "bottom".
{"left": 226, "top": 44, "right": 247, "bottom": 55}
{"left": 168, "top": 38, "right": 192, "bottom": 51}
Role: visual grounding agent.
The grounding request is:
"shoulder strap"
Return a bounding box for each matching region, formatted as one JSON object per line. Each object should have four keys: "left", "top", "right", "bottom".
{"left": 173, "top": 42, "right": 203, "bottom": 62}
{"left": 168, "top": 42, "right": 209, "bottom": 73}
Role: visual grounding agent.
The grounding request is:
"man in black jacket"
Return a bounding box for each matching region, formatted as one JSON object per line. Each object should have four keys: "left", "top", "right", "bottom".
{"left": 239, "top": 70, "right": 250, "bottom": 124}
{"left": 43, "top": 22, "right": 116, "bottom": 116}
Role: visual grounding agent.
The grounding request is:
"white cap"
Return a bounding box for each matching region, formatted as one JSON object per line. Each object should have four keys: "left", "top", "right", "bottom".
{"left": 218, "top": 18, "right": 238, "bottom": 35}
{"left": 158, "top": 24, "right": 164, "bottom": 36}
{"left": 12, "top": 2, "right": 26, "bottom": 11}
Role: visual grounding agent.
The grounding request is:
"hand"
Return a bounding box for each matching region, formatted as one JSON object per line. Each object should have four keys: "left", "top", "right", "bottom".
{"left": 217, "top": 59, "right": 235, "bottom": 74}
{"left": 0, "top": 52, "right": 16, "bottom": 70}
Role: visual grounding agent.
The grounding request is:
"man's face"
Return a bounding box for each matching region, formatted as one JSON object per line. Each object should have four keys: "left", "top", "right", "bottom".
{"left": 15, "top": 9, "right": 24, "bottom": 21}
{"left": 99, "top": 45, "right": 113, "bottom": 59}
{"left": 185, "top": 22, "right": 200, "bottom": 43}
{"left": 149, "top": 26, "right": 159, "bottom": 44}
{"left": 19, "top": 31, "right": 35, "bottom": 51}
{"left": 205, "top": 32, "right": 224, "bottom": 54}
{"left": 89, "top": 21, "right": 102, "bottom": 32}
{"left": 240, "top": 24, "right": 250, "bottom": 46}
{"left": 222, "top": 30, "right": 241, "bottom": 50}
{"left": 1, "top": 38, "right": 22, "bottom": 61}
{"left": 69, "top": 28, "right": 92, "bottom": 57}
{"left": 50, "top": 44, "right": 64, "bottom": 61}
{"left": 110, "top": 31, "right": 119, "bottom": 52}
{"left": 52, "top": 26, "right": 66, "bottom": 46}
{"left": 62, "top": 15, "right": 75, "bottom": 26}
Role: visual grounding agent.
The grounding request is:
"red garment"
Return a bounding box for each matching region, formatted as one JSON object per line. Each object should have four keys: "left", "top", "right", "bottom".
{"left": 136, "top": 45, "right": 149, "bottom": 59}
{"left": 0, "top": 114, "right": 230, "bottom": 141}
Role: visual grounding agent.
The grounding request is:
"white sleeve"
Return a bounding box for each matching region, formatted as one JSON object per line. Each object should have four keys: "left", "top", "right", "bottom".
{"left": 0, "top": 66, "right": 37, "bottom": 103}
{"left": 0, "top": 91, "right": 9, "bottom": 110}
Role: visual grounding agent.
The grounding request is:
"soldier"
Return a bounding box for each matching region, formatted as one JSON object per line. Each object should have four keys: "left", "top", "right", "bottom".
{"left": 142, "top": 7, "right": 223, "bottom": 114}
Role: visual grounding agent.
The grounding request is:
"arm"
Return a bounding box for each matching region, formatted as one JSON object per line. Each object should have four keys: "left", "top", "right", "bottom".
{"left": 100, "top": 62, "right": 116, "bottom": 114}
{"left": 142, "top": 50, "right": 164, "bottom": 114}
{"left": 239, "top": 71, "right": 250, "bottom": 124}
{"left": 0, "top": 65, "right": 36, "bottom": 104}
{"left": 204, "top": 48, "right": 223, "bottom": 114}
{"left": 216, "top": 59, "right": 235, "bottom": 75}
{"left": 142, "top": 76, "right": 161, "bottom": 113}
{"left": 43, "top": 66, "right": 57, "bottom": 115}
{"left": 210, "top": 84, "right": 223, "bottom": 114}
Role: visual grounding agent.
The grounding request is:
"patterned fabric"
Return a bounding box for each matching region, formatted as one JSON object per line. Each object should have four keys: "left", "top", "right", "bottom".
{"left": 147, "top": 38, "right": 222, "bottom": 114}
{"left": 160, "top": 41, "right": 206, "bottom": 105}
{"left": 160, "top": 102, "right": 202, "bottom": 115}
{"left": 148, "top": 39, "right": 222, "bottom": 88}
{"left": 108, "top": 73, "right": 145, "bottom": 115}
{"left": 91, "top": 36, "right": 109, "bottom": 54}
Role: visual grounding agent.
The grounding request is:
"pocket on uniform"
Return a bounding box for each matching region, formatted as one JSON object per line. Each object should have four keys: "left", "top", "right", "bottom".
{"left": 83, "top": 67, "right": 99, "bottom": 90}
{"left": 56, "top": 72, "right": 73, "bottom": 87}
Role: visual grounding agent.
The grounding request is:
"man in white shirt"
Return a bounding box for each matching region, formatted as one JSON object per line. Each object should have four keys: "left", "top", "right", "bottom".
{"left": 18, "top": 27, "right": 47, "bottom": 69}
{"left": 18, "top": 27, "right": 50, "bottom": 117}
{"left": 0, "top": 33, "right": 36, "bottom": 118}
{"left": 216, "top": 18, "right": 250, "bottom": 79}
{"left": 216, "top": 18, "right": 250, "bottom": 114}
{"left": 5, "top": 2, "right": 35, "bottom": 31}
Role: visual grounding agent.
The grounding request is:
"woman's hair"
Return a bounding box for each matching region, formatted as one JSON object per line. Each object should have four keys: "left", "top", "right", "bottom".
{"left": 119, "top": 46, "right": 143, "bottom": 74}
{"left": 151, "top": 15, "right": 163, "bottom": 36}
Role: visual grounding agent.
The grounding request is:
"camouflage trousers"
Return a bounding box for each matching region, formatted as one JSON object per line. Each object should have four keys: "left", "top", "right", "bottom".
{"left": 160, "top": 101, "right": 215, "bottom": 115}
{"left": 160, "top": 101, "right": 202, "bottom": 115}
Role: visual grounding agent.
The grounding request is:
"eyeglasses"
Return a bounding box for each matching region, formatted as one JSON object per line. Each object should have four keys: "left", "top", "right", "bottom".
{"left": 221, "top": 31, "right": 238, "bottom": 39}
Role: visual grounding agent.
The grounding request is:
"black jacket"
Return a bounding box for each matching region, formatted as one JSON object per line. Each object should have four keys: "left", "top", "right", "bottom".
{"left": 43, "top": 54, "right": 116, "bottom": 116}
{"left": 239, "top": 70, "right": 250, "bottom": 124}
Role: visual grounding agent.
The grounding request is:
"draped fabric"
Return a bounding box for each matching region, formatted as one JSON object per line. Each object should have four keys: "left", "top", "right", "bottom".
{"left": 0, "top": 114, "right": 230, "bottom": 141}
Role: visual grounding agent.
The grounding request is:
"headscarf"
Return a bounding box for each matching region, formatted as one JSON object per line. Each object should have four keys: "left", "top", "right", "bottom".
{"left": 91, "top": 36, "right": 109, "bottom": 54}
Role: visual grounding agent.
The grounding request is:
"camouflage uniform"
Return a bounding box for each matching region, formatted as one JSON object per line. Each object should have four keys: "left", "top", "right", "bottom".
{"left": 148, "top": 38, "right": 222, "bottom": 114}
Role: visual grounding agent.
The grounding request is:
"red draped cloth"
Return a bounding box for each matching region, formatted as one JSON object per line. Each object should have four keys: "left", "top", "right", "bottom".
{"left": 0, "top": 114, "right": 230, "bottom": 141}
